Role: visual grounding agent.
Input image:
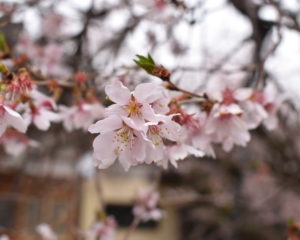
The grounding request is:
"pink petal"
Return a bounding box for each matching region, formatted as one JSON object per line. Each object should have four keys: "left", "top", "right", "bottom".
{"left": 134, "top": 83, "right": 162, "bottom": 103}
{"left": 140, "top": 104, "right": 160, "bottom": 123}
{"left": 264, "top": 82, "right": 277, "bottom": 102}
{"left": 121, "top": 116, "right": 147, "bottom": 132}
{"left": 168, "top": 144, "right": 204, "bottom": 166}
{"left": 4, "top": 105, "right": 22, "bottom": 118}
{"left": 234, "top": 88, "right": 253, "bottom": 101}
{"left": 89, "top": 115, "right": 122, "bottom": 134}
{"left": 145, "top": 143, "right": 164, "bottom": 163}
{"left": 105, "top": 80, "right": 130, "bottom": 105}
{"left": 118, "top": 147, "right": 133, "bottom": 171}
{"left": 104, "top": 104, "right": 127, "bottom": 117}
{"left": 131, "top": 132, "right": 146, "bottom": 163}
{"left": 34, "top": 115, "right": 51, "bottom": 130}
{"left": 222, "top": 138, "right": 234, "bottom": 152}
{"left": 159, "top": 118, "right": 181, "bottom": 141}
{"left": 264, "top": 116, "right": 278, "bottom": 130}
{"left": 4, "top": 106, "right": 27, "bottom": 133}
{"left": 93, "top": 132, "right": 116, "bottom": 168}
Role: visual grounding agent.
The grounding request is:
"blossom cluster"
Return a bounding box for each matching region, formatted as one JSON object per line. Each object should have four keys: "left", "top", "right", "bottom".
{"left": 88, "top": 79, "right": 281, "bottom": 170}
{"left": 0, "top": 65, "right": 103, "bottom": 156}
{"left": 0, "top": 57, "right": 281, "bottom": 169}
{"left": 88, "top": 79, "right": 181, "bottom": 170}
{"left": 0, "top": 41, "right": 282, "bottom": 169}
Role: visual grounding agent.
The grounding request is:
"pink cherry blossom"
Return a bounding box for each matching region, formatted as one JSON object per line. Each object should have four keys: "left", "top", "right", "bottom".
{"left": 22, "top": 90, "right": 60, "bottom": 131}
{"left": 0, "top": 104, "right": 27, "bottom": 137}
{"left": 150, "top": 89, "right": 170, "bottom": 114}
{"left": 205, "top": 103, "right": 251, "bottom": 152}
{"left": 89, "top": 80, "right": 182, "bottom": 170}
{"left": 261, "top": 82, "right": 282, "bottom": 130}
{"left": 40, "top": 44, "right": 65, "bottom": 76}
{"left": 104, "top": 79, "right": 165, "bottom": 132}
{"left": 17, "top": 36, "right": 65, "bottom": 76}
{"left": 133, "top": 188, "right": 162, "bottom": 222}
{"left": 0, "top": 130, "right": 38, "bottom": 157}
{"left": 158, "top": 112, "right": 209, "bottom": 168}
{"left": 89, "top": 115, "right": 149, "bottom": 170}
{"left": 237, "top": 83, "right": 281, "bottom": 130}
{"left": 240, "top": 91, "right": 269, "bottom": 129}
{"left": 36, "top": 223, "right": 57, "bottom": 240}
{"left": 190, "top": 113, "right": 215, "bottom": 157}
{"left": 60, "top": 101, "right": 104, "bottom": 132}
{"left": 144, "top": 115, "right": 181, "bottom": 164}
{"left": 221, "top": 87, "right": 253, "bottom": 104}
{"left": 42, "top": 12, "right": 64, "bottom": 40}
{"left": 85, "top": 217, "right": 117, "bottom": 240}
{"left": 167, "top": 143, "right": 205, "bottom": 168}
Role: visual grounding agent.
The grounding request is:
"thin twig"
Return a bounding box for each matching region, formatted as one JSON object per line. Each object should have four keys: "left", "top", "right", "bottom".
{"left": 123, "top": 216, "right": 140, "bottom": 240}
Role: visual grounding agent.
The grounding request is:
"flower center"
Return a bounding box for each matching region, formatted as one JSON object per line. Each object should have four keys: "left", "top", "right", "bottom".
{"left": 222, "top": 88, "right": 235, "bottom": 105}
{"left": 148, "top": 125, "right": 162, "bottom": 146}
{"left": 125, "top": 95, "right": 143, "bottom": 118}
{"left": 219, "top": 113, "right": 233, "bottom": 120}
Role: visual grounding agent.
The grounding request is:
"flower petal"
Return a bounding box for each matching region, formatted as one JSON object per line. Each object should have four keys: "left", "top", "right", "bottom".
{"left": 131, "top": 132, "right": 146, "bottom": 163}
{"left": 159, "top": 118, "right": 181, "bottom": 141}
{"left": 105, "top": 80, "right": 130, "bottom": 105}
{"left": 4, "top": 106, "right": 27, "bottom": 133}
{"left": 104, "top": 104, "right": 127, "bottom": 117}
{"left": 141, "top": 104, "right": 160, "bottom": 123}
{"left": 118, "top": 148, "right": 132, "bottom": 171}
{"left": 134, "top": 83, "right": 162, "bottom": 103}
{"left": 34, "top": 115, "right": 51, "bottom": 130}
{"left": 88, "top": 115, "right": 123, "bottom": 134}
{"left": 234, "top": 88, "right": 253, "bottom": 101}
{"left": 93, "top": 133, "right": 116, "bottom": 168}
{"left": 121, "top": 116, "right": 147, "bottom": 132}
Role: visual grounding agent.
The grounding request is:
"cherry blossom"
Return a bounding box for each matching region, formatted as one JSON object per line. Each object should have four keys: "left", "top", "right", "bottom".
{"left": 240, "top": 91, "right": 269, "bottom": 130}
{"left": 165, "top": 115, "right": 207, "bottom": 167}
{"left": 88, "top": 78, "right": 283, "bottom": 169}
{"left": 39, "top": 43, "right": 65, "bottom": 76}
{"left": 0, "top": 40, "right": 284, "bottom": 167}
{"left": 104, "top": 79, "right": 166, "bottom": 132}
{"left": 0, "top": 104, "right": 27, "bottom": 137}
{"left": 144, "top": 115, "right": 181, "bottom": 165}
{"left": 89, "top": 115, "right": 149, "bottom": 170}
{"left": 85, "top": 217, "right": 117, "bottom": 240}
{"left": 133, "top": 188, "right": 162, "bottom": 222}
{"left": 42, "top": 12, "right": 64, "bottom": 40}
{"left": 89, "top": 80, "right": 182, "bottom": 170}
{"left": 167, "top": 143, "right": 205, "bottom": 167}
{"left": 60, "top": 101, "right": 104, "bottom": 132}
{"left": 261, "top": 82, "right": 282, "bottom": 130}
{"left": 190, "top": 113, "right": 215, "bottom": 157}
{"left": 0, "top": 130, "right": 38, "bottom": 157}
{"left": 36, "top": 223, "right": 57, "bottom": 240}
{"left": 17, "top": 36, "right": 65, "bottom": 76}
{"left": 22, "top": 90, "right": 60, "bottom": 131}
{"left": 205, "top": 103, "right": 251, "bottom": 152}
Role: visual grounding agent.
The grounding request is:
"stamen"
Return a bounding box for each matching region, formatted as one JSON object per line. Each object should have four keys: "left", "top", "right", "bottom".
{"left": 124, "top": 95, "right": 143, "bottom": 118}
